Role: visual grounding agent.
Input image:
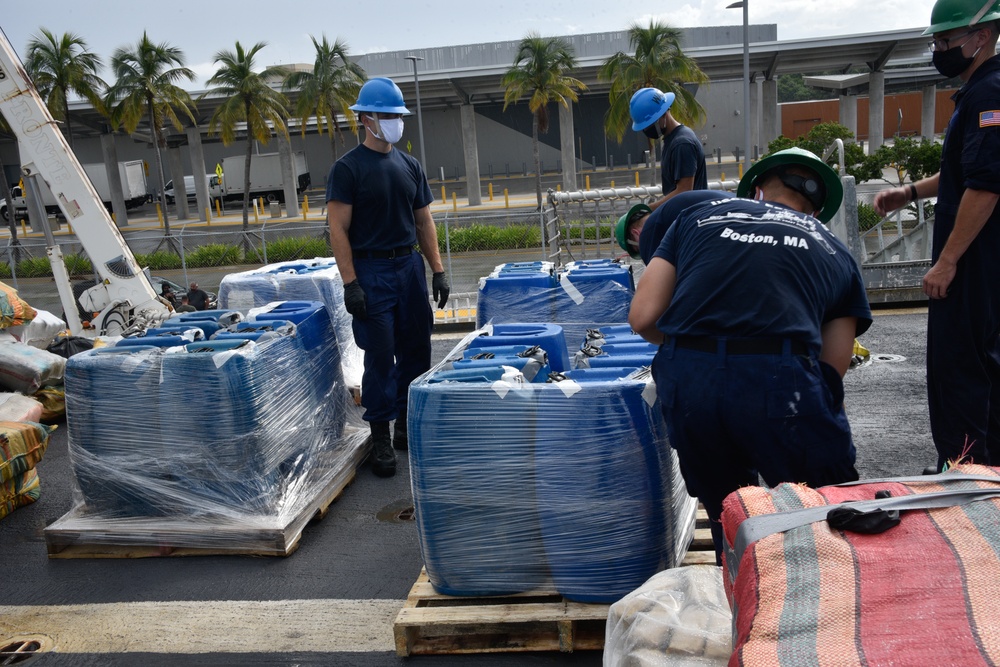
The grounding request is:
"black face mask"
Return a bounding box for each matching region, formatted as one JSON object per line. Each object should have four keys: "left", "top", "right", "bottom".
{"left": 933, "top": 44, "right": 977, "bottom": 79}
{"left": 642, "top": 123, "right": 661, "bottom": 141}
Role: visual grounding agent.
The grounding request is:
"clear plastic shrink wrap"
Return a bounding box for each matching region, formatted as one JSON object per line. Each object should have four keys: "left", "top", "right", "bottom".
{"left": 477, "top": 260, "right": 635, "bottom": 346}
{"left": 604, "top": 565, "right": 732, "bottom": 667}
{"left": 408, "top": 323, "right": 697, "bottom": 603}
{"left": 46, "top": 301, "right": 367, "bottom": 552}
{"left": 218, "top": 258, "right": 363, "bottom": 390}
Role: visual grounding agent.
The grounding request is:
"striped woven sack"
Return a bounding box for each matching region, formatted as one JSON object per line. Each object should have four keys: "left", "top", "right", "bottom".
{"left": 0, "top": 280, "right": 36, "bottom": 329}
{"left": 0, "top": 420, "right": 54, "bottom": 484}
{"left": 720, "top": 464, "right": 1000, "bottom": 667}
{"left": 0, "top": 467, "right": 40, "bottom": 520}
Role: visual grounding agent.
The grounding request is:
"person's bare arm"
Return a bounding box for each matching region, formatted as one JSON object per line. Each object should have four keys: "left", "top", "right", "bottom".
{"left": 414, "top": 205, "right": 444, "bottom": 273}
{"left": 873, "top": 173, "right": 939, "bottom": 217}
{"left": 649, "top": 176, "right": 696, "bottom": 212}
{"left": 819, "top": 316, "right": 859, "bottom": 377}
{"left": 327, "top": 200, "right": 356, "bottom": 283}
{"left": 922, "top": 187, "right": 1000, "bottom": 299}
{"left": 628, "top": 257, "right": 676, "bottom": 345}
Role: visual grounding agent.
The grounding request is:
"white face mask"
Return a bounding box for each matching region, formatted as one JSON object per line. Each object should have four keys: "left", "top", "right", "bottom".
{"left": 369, "top": 116, "right": 404, "bottom": 144}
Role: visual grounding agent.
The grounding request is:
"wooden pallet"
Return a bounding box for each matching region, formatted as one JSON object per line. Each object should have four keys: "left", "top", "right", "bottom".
{"left": 393, "top": 511, "right": 715, "bottom": 656}
{"left": 43, "top": 438, "right": 368, "bottom": 559}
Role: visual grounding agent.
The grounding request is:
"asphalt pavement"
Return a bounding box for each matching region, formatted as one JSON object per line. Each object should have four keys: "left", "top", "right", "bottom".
{"left": 0, "top": 307, "right": 933, "bottom": 665}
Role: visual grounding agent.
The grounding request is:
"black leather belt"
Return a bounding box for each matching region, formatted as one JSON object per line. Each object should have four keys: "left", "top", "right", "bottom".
{"left": 355, "top": 246, "right": 413, "bottom": 259}
{"left": 666, "top": 336, "right": 809, "bottom": 356}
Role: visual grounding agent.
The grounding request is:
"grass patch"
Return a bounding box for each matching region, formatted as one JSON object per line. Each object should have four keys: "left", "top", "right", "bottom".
{"left": 440, "top": 224, "right": 541, "bottom": 252}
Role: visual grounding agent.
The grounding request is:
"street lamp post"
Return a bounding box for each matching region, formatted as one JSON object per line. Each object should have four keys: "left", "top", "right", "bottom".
{"left": 404, "top": 55, "right": 428, "bottom": 174}
{"left": 727, "top": 0, "right": 751, "bottom": 174}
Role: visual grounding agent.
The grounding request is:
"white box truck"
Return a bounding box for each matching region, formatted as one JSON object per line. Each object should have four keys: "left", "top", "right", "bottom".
{"left": 164, "top": 174, "right": 224, "bottom": 204}
{"left": 219, "top": 151, "right": 310, "bottom": 202}
{"left": 1, "top": 160, "right": 147, "bottom": 221}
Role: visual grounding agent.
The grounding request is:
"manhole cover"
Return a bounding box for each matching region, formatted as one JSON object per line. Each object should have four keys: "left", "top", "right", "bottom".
{"left": 872, "top": 354, "right": 906, "bottom": 363}
{"left": 377, "top": 499, "right": 416, "bottom": 523}
{"left": 0, "top": 635, "right": 51, "bottom": 665}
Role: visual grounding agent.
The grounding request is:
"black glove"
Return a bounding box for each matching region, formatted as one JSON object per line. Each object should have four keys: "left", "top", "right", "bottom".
{"left": 343, "top": 280, "right": 367, "bottom": 319}
{"left": 432, "top": 272, "right": 450, "bottom": 309}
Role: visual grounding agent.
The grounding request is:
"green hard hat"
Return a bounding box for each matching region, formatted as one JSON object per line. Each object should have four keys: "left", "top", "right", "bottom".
{"left": 736, "top": 147, "right": 844, "bottom": 223}
{"left": 615, "top": 203, "right": 652, "bottom": 258}
{"left": 924, "top": 0, "right": 1000, "bottom": 35}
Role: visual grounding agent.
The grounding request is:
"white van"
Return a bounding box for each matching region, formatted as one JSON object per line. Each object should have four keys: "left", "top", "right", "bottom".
{"left": 164, "top": 174, "right": 223, "bottom": 204}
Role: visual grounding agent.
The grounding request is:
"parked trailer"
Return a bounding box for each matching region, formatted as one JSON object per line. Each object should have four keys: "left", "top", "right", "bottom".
{"left": 219, "top": 151, "right": 310, "bottom": 203}
{"left": 0, "top": 160, "right": 147, "bottom": 221}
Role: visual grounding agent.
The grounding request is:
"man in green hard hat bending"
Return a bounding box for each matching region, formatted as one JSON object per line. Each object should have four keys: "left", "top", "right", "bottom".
{"left": 628, "top": 147, "right": 872, "bottom": 562}
{"left": 874, "top": 0, "right": 1000, "bottom": 473}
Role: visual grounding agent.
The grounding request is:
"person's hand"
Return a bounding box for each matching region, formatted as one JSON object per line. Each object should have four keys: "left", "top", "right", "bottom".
{"left": 922, "top": 258, "right": 957, "bottom": 299}
{"left": 343, "top": 280, "right": 367, "bottom": 319}
{"left": 432, "top": 272, "right": 450, "bottom": 309}
{"left": 873, "top": 187, "right": 909, "bottom": 217}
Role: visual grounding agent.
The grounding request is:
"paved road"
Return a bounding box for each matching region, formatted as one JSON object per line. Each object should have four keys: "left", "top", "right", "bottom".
{"left": 0, "top": 308, "right": 933, "bottom": 664}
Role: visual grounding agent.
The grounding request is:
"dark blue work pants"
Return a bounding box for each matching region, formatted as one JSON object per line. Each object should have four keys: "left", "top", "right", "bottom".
{"left": 352, "top": 252, "right": 433, "bottom": 423}
{"left": 926, "top": 238, "right": 1000, "bottom": 470}
{"left": 652, "top": 339, "right": 859, "bottom": 561}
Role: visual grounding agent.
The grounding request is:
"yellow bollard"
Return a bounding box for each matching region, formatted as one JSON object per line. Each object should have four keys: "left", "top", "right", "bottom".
{"left": 440, "top": 185, "right": 446, "bottom": 202}
{"left": 254, "top": 199, "right": 259, "bottom": 224}
{"left": 155, "top": 202, "right": 163, "bottom": 226}
{"left": 215, "top": 199, "right": 222, "bottom": 217}
{"left": 504, "top": 188, "right": 509, "bottom": 209}
{"left": 585, "top": 175, "right": 590, "bottom": 190}
{"left": 720, "top": 171, "right": 726, "bottom": 183}
{"left": 303, "top": 195, "right": 309, "bottom": 220}
{"left": 635, "top": 171, "right": 640, "bottom": 187}
{"left": 556, "top": 184, "right": 561, "bottom": 192}
{"left": 452, "top": 192, "right": 457, "bottom": 211}
{"left": 610, "top": 180, "right": 615, "bottom": 189}
{"left": 738, "top": 163, "right": 744, "bottom": 179}
{"left": 205, "top": 207, "right": 212, "bottom": 224}
{"left": 488, "top": 183, "right": 494, "bottom": 201}
{"left": 20, "top": 220, "right": 26, "bottom": 237}
{"left": 111, "top": 212, "right": 116, "bottom": 224}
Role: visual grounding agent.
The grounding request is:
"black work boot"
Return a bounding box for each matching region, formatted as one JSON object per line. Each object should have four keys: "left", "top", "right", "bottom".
{"left": 369, "top": 421, "right": 395, "bottom": 478}
{"left": 393, "top": 409, "right": 408, "bottom": 452}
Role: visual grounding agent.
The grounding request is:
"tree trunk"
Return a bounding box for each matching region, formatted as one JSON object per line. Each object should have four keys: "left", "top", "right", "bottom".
{"left": 62, "top": 94, "right": 74, "bottom": 150}
{"left": 149, "top": 102, "right": 171, "bottom": 234}
{"left": 329, "top": 125, "right": 338, "bottom": 164}
{"left": 243, "top": 137, "right": 252, "bottom": 233}
{"left": 532, "top": 114, "right": 542, "bottom": 210}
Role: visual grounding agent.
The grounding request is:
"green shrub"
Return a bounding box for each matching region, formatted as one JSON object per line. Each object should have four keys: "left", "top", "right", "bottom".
{"left": 0, "top": 263, "right": 11, "bottom": 279}
{"left": 135, "top": 251, "right": 183, "bottom": 270}
{"left": 563, "top": 219, "right": 616, "bottom": 241}
{"left": 185, "top": 243, "right": 243, "bottom": 267}
{"left": 440, "top": 224, "right": 541, "bottom": 252}
{"left": 857, "top": 202, "right": 882, "bottom": 232}
{"left": 63, "top": 253, "right": 93, "bottom": 276}
{"left": 262, "top": 236, "right": 330, "bottom": 262}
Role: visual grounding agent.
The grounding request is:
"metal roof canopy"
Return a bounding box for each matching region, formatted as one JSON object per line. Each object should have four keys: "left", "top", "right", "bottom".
{"left": 29, "top": 26, "right": 937, "bottom": 145}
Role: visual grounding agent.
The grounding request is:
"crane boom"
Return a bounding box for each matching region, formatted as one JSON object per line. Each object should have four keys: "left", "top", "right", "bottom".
{"left": 0, "top": 30, "right": 170, "bottom": 335}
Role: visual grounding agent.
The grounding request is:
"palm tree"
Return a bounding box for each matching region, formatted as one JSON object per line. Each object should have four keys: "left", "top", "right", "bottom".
{"left": 105, "top": 32, "right": 196, "bottom": 234}
{"left": 24, "top": 28, "right": 106, "bottom": 149}
{"left": 599, "top": 20, "right": 709, "bottom": 144}
{"left": 205, "top": 41, "right": 289, "bottom": 235}
{"left": 283, "top": 35, "right": 365, "bottom": 164}
{"left": 501, "top": 34, "right": 586, "bottom": 209}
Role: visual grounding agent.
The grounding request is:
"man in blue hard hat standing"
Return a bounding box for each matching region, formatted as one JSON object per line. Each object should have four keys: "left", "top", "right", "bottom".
{"left": 327, "top": 77, "right": 450, "bottom": 478}
{"left": 874, "top": 0, "right": 1000, "bottom": 473}
{"left": 629, "top": 87, "right": 708, "bottom": 211}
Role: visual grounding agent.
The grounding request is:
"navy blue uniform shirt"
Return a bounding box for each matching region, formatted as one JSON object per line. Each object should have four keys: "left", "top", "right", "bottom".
{"left": 660, "top": 125, "right": 707, "bottom": 196}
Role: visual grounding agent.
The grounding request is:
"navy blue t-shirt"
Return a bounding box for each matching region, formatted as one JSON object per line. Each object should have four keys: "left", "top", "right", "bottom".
{"left": 660, "top": 125, "right": 707, "bottom": 196}
{"left": 326, "top": 144, "right": 434, "bottom": 252}
{"left": 638, "top": 190, "right": 734, "bottom": 264}
{"left": 652, "top": 197, "right": 872, "bottom": 355}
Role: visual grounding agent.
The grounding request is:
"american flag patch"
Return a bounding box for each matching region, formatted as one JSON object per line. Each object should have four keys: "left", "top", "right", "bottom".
{"left": 981, "top": 110, "right": 1000, "bottom": 127}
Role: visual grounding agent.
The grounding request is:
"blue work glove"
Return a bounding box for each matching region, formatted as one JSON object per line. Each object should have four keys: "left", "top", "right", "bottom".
{"left": 432, "top": 272, "right": 450, "bottom": 309}
{"left": 343, "top": 280, "right": 367, "bottom": 319}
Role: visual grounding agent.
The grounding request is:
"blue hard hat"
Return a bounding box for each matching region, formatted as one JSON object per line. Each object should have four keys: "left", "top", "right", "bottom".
{"left": 349, "top": 77, "right": 411, "bottom": 114}
{"left": 630, "top": 87, "right": 675, "bottom": 131}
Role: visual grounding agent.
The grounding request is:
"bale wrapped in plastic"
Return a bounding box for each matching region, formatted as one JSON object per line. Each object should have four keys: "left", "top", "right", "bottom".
{"left": 0, "top": 392, "right": 44, "bottom": 423}
{"left": 604, "top": 565, "right": 732, "bottom": 666}
{"left": 409, "top": 327, "right": 696, "bottom": 600}
{"left": 220, "top": 258, "right": 362, "bottom": 390}
{"left": 1, "top": 467, "right": 40, "bottom": 520}
{"left": 0, "top": 420, "right": 53, "bottom": 484}
{"left": 61, "top": 301, "right": 352, "bottom": 525}
{"left": 0, "top": 340, "right": 66, "bottom": 393}
{"left": 721, "top": 464, "right": 1000, "bottom": 667}
{"left": 536, "top": 366, "right": 696, "bottom": 602}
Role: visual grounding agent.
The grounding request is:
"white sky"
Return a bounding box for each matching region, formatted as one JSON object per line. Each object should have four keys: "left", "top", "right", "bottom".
{"left": 2, "top": 0, "right": 935, "bottom": 88}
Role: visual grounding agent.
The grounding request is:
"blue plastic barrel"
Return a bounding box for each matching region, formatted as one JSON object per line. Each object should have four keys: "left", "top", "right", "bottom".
{"left": 553, "top": 266, "right": 634, "bottom": 327}
{"left": 116, "top": 334, "right": 194, "bottom": 349}
{"left": 477, "top": 263, "right": 558, "bottom": 327}
{"left": 467, "top": 323, "right": 570, "bottom": 372}
{"left": 164, "top": 310, "right": 243, "bottom": 338}
{"left": 65, "top": 345, "right": 172, "bottom": 515}
{"left": 535, "top": 367, "right": 676, "bottom": 602}
{"left": 452, "top": 345, "right": 550, "bottom": 382}
{"left": 409, "top": 366, "right": 547, "bottom": 596}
